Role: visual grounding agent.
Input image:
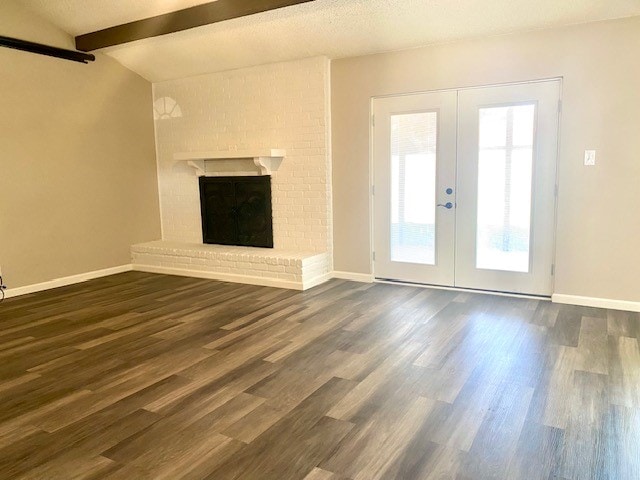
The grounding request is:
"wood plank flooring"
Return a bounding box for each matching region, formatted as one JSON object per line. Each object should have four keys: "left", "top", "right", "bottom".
{"left": 0, "top": 272, "right": 638, "bottom": 479}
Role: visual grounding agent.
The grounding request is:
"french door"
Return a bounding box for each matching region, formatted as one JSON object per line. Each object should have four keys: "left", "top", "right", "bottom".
{"left": 372, "top": 80, "right": 560, "bottom": 296}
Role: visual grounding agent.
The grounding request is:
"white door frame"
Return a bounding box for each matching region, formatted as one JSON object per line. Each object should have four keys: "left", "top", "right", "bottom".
{"left": 369, "top": 77, "right": 563, "bottom": 296}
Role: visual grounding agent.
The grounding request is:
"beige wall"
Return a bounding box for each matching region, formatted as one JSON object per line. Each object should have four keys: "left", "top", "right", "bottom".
{"left": 332, "top": 16, "right": 640, "bottom": 302}
{"left": 0, "top": 1, "right": 161, "bottom": 288}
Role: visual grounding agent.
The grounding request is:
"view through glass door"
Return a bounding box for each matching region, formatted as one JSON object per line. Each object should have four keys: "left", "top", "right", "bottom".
{"left": 372, "top": 80, "right": 560, "bottom": 296}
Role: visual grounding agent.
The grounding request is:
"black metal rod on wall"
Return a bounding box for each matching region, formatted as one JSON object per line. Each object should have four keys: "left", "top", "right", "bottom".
{"left": 0, "top": 35, "right": 95, "bottom": 64}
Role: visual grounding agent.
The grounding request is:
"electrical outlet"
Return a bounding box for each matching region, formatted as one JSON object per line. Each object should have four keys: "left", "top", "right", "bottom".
{"left": 584, "top": 150, "right": 596, "bottom": 166}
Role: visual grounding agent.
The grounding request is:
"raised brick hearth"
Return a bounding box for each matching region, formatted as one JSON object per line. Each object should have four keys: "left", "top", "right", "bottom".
{"left": 132, "top": 241, "right": 331, "bottom": 290}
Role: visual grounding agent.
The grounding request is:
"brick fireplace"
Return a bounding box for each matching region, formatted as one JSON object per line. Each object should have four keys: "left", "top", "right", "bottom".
{"left": 131, "top": 57, "right": 333, "bottom": 290}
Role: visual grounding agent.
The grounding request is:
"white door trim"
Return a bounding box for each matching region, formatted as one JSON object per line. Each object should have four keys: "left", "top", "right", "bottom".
{"left": 370, "top": 77, "right": 563, "bottom": 295}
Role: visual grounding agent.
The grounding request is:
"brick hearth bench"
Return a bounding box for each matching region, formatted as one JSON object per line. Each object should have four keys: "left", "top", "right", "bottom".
{"left": 131, "top": 240, "right": 331, "bottom": 290}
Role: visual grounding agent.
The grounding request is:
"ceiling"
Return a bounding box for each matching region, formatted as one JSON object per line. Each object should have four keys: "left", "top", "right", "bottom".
{"left": 20, "top": 0, "right": 640, "bottom": 82}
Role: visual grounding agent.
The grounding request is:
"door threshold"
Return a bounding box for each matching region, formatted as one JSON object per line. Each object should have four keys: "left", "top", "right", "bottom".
{"left": 374, "top": 278, "right": 551, "bottom": 301}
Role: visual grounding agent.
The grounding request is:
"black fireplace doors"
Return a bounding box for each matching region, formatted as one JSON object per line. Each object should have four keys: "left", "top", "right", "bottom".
{"left": 199, "top": 176, "right": 273, "bottom": 248}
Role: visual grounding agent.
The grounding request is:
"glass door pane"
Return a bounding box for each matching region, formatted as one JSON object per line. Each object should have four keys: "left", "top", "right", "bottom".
{"left": 390, "top": 111, "right": 437, "bottom": 265}
{"left": 476, "top": 104, "right": 535, "bottom": 272}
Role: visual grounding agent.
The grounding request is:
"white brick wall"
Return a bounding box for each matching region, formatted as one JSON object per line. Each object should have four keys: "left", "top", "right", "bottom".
{"left": 153, "top": 56, "right": 332, "bottom": 255}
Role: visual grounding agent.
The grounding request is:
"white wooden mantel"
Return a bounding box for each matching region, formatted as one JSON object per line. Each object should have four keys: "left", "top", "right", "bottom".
{"left": 174, "top": 149, "right": 285, "bottom": 176}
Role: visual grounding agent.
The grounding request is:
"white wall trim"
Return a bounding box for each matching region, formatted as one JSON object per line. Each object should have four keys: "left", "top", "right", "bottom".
{"left": 133, "top": 265, "right": 305, "bottom": 290}
{"left": 303, "top": 272, "right": 333, "bottom": 290}
{"left": 332, "top": 271, "right": 375, "bottom": 283}
{"left": 4, "top": 265, "right": 133, "bottom": 299}
{"left": 7, "top": 264, "right": 638, "bottom": 313}
{"left": 552, "top": 294, "right": 640, "bottom": 312}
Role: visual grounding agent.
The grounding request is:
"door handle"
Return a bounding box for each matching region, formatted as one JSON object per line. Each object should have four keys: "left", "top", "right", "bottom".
{"left": 437, "top": 202, "right": 454, "bottom": 209}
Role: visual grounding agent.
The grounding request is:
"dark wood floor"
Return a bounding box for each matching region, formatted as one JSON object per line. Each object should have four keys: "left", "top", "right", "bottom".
{"left": 0, "top": 272, "right": 638, "bottom": 479}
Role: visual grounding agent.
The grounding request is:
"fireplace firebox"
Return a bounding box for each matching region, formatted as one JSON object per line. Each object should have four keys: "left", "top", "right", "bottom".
{"left": 199, "top": 176, "right": 273, "bottom": 248}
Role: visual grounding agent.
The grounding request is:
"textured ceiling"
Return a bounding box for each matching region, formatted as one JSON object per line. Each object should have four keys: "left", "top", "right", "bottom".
{"left": 20, "top": 0, "right": 640, "bottom": 82}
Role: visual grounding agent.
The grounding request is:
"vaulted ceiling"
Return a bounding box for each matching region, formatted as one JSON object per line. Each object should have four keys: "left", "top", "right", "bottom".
{"left": 20, "top": 0, "right": 640, "bottom": 82}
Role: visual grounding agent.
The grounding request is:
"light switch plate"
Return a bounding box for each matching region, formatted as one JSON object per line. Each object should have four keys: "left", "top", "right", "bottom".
{"left": 584, "top": 150, "right": 596, "bottom": 166}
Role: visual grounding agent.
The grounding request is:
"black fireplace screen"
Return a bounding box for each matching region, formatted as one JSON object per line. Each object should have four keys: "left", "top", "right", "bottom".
{"left": 199, "top": 176, "right": 273, "bottom": 248}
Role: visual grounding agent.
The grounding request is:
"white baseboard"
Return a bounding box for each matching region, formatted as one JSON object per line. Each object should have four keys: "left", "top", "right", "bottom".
{"left": 13, "top": 264, "right": 635, "bottom": 314}
{"left": 4, "top": 264, "right": 133, "bottom": 299}
{"left": 303, "top": 272, "right": 333, "bottom": 290}
{"left": 552, "top": 293, "right": 640, "bottom": 312}
{"left": 133, "top": 264, "right": 306, "bottom": 290}
{"left": 332, "top": 271, "right": 375, "bottom": 283}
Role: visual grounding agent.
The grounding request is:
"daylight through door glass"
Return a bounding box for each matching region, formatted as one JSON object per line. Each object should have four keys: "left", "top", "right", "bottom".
{"left": 476, "top": 104, "right": 535, "bottom": 272}
{"left": 390, "top": 111, "right": 437, "bottom": 265}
